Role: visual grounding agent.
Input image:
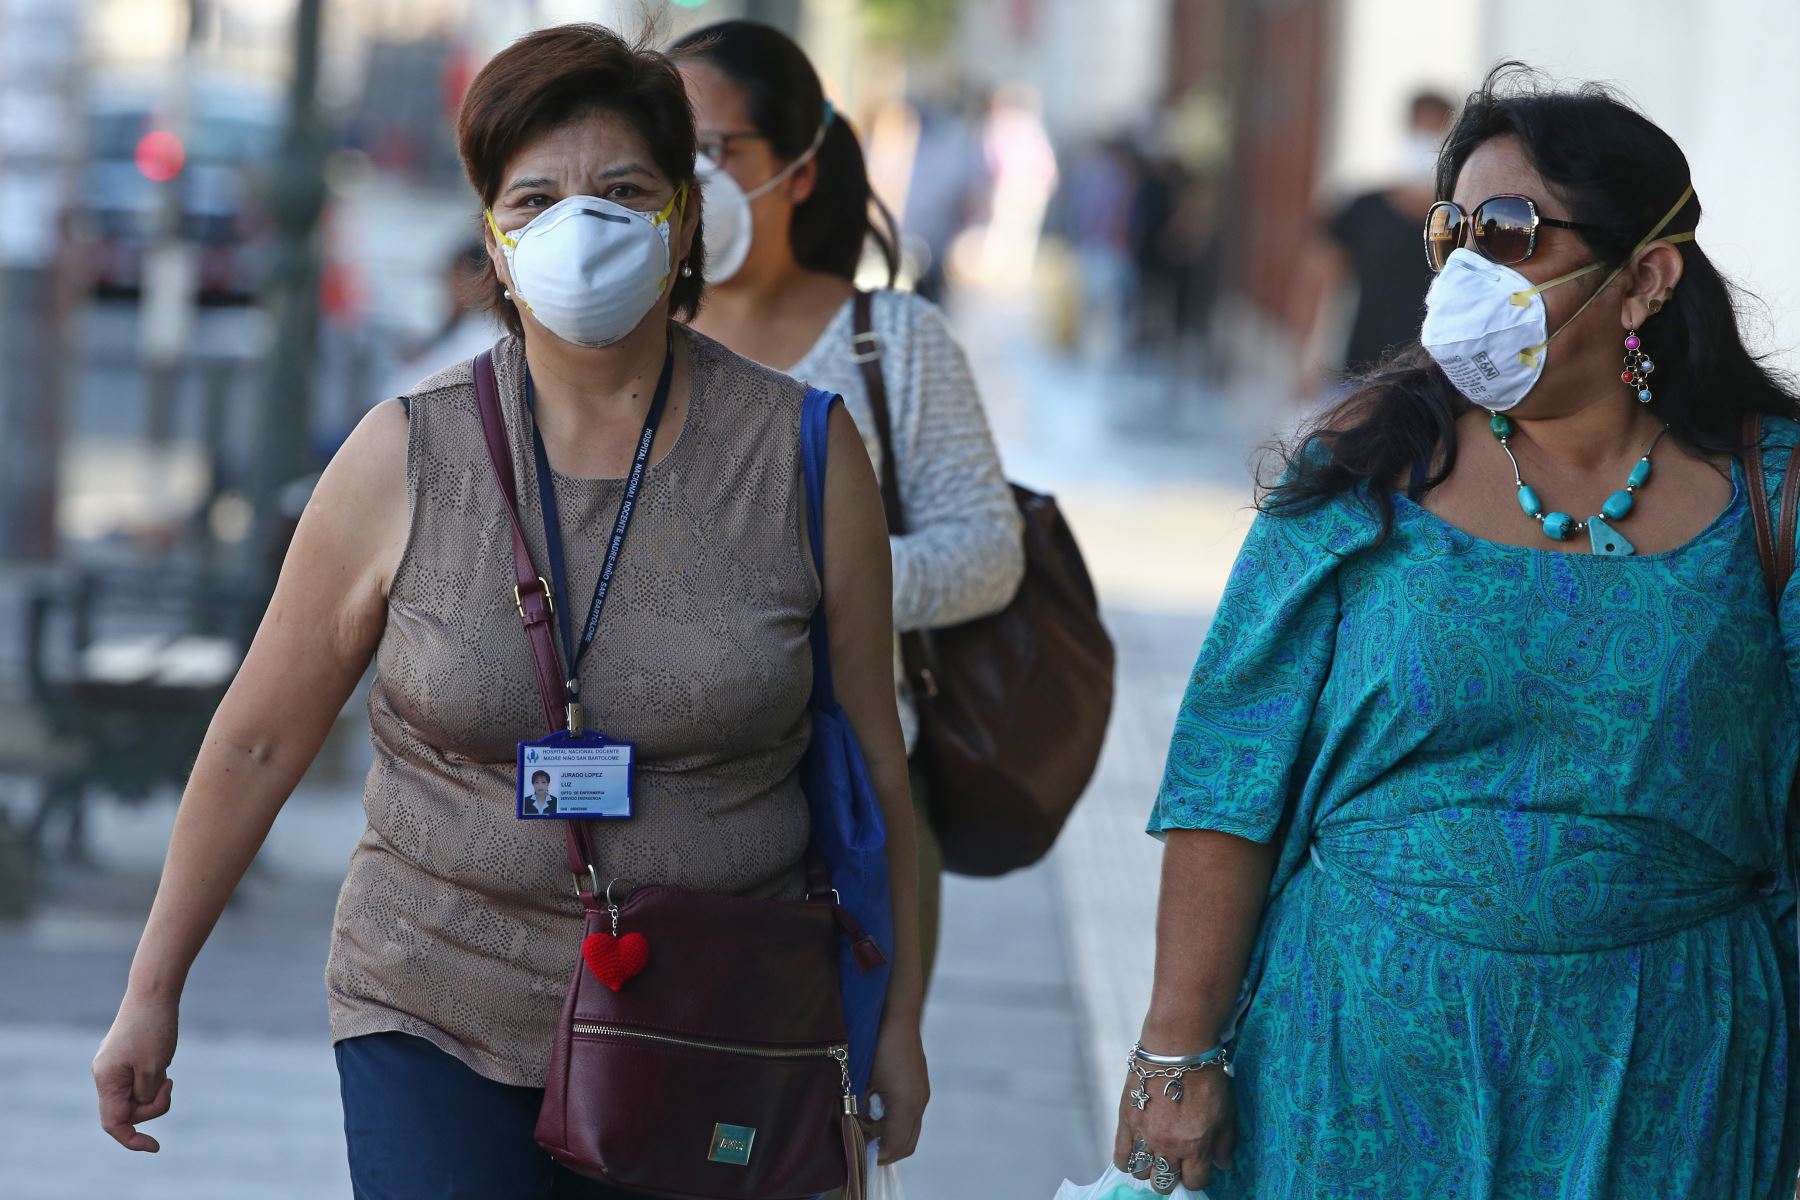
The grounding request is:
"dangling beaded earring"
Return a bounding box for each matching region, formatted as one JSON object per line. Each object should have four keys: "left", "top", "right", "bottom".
{"left": 1622, "top": 327, "right": 1655, "bottom": 404}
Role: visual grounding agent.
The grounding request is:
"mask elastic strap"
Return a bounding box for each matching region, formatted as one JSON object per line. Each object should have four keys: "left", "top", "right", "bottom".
{"left": 1513, "top": 185, "right": 1697, "bottom": 367}
{"left": 650, "top": 182, "right": 688, "bottom": 228}
{"left": 654, "top": 183, "right": 690, "bottom": 294}
{"left": 743, "top": 119, "right": 829, "bottom": 202}
{"left": 485, "top": 207, "right": 517, "bottom": 249}
{"left": 1509, "top": 261, "right": 1603, "bottom": 308}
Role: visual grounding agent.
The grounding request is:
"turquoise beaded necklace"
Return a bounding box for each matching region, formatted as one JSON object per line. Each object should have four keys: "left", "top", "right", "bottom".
{"left": 1487, "top": 411, "right": 1670, "bottom": 557}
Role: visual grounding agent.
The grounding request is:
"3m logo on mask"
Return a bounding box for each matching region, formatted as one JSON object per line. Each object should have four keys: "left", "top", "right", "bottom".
{"left": 1472, "top": 351, "right": 1502, "bottom": 381}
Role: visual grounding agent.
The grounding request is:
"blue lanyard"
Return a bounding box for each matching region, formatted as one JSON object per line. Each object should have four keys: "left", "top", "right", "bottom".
{"left": 525, "top": 339, "right": 674, "bottom": 701}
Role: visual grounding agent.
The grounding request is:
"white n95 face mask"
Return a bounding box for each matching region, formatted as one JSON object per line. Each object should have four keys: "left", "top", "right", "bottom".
{"left": 691, "top": 118, "right": 827, "bottom": 285}
{"left": 1419, "top": 248, "right": 1600, "bottom": 411}
{"left": 1420, "top": 185, "right": 1697, "bottom": 411}
{"left": 695, "top": 157, "right": 751, "bottom": 284}
{"left": 486, "top": 186, "right": 686, "bottom": 348}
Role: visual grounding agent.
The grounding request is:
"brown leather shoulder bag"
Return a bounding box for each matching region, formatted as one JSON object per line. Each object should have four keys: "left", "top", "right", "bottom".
{"left": 854, "top": 291, "right": 1115, "bottom": 875}
{"left": 472, "top": 351, "right": 869, "bottom": 1200}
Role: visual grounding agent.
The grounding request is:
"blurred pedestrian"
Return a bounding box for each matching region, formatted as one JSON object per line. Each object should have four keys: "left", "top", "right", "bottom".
{"left": 673, "top": 19, "right": 1025, "bottom": 992}
{"left": 91, "top": 23, "right": 928, "bottom": 1195}
{"left": 1289, "top": 90, "right": 1455, "bottom": 403}
{"left": 1129, "top": 148, "right": 1226, "bottom": 386}
{"left": 976, "top": 85, "right": 1058, "bottom": 287}
{"left": 378, "top": 237, "right": 498, "bottom": 398}
{"left": 1062, "top": 135, "right": 1141, "bottom": 364}
{"left": 902, "top": 88, "right": 984, "bottom": 303}
{"left": 1115, "top": 67, "right": 1800, "bottom": 1198}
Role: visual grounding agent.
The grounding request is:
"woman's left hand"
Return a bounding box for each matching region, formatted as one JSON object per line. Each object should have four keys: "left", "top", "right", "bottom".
{"left": 866, "top": 1011, "right": 930, "bottom": 1163}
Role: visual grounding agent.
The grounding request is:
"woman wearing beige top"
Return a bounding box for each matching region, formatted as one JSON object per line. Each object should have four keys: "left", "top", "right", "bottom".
{"left": 90, "top": 23, "right": 927, "bottom": 1196}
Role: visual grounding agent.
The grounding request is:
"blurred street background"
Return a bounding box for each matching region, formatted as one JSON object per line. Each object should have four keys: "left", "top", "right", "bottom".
{"left": 1, "top": 0, "right": 1798, "bottom": 1196}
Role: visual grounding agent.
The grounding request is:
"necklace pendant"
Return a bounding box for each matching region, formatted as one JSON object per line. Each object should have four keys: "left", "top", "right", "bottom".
{"left": 1587, "top": 514, "right": 1636, "bottom": 557}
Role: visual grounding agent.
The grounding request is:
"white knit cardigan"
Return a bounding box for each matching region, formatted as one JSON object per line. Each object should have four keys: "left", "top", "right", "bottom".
{"left": 787, "top": 289, "right": 1025, "bottom": 752}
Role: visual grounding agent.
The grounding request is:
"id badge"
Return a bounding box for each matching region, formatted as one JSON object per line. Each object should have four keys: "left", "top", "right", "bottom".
{"left": 516, "top": 731, "right": 635, "bottom": 820}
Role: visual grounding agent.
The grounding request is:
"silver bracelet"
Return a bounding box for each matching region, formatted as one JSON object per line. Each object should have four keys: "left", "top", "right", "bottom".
{"left": 1126, "top": 1041, "right": 1233, "bottom": 1109}
{"left": 1133, "top": 1040, "right": 1228, "bottom": 1068}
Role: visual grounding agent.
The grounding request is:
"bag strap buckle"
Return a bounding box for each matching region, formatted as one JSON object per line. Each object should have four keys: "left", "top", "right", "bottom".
{"left": 514, "top": 576, "right": 555, "bottom": 620}
{"left": 849, "top": 330, "right": 882, "bottom": 364}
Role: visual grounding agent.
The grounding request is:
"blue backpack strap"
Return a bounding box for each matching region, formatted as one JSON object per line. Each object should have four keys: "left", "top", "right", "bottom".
{"left": 799, "top": 387, "right": 840, "bottom": 705}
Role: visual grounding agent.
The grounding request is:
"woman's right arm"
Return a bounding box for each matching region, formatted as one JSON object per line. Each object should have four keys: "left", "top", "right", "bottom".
{"left": 1110, "top": 500, "right": 1356, "bottom": 1192}
{"left": 93, "top": 399, "right": 411, "bottom": 1153}
{"left": 1118, "top": 829, "right": 1275, "bottom": 1192}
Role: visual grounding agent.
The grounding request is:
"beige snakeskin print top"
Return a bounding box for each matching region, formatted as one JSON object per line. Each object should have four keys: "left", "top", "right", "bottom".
{"left": 325, "top": 328, "right": 819, "bottom": 1086}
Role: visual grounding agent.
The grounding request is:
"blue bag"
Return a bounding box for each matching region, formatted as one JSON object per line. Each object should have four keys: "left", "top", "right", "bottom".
{"left": 799, "top": 386, "right": 895, "bottom": 1098}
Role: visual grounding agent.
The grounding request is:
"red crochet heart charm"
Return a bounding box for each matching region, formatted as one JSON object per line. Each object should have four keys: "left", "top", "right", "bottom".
{"left": 581, "top": 931, "right": 650, "bottom": 992}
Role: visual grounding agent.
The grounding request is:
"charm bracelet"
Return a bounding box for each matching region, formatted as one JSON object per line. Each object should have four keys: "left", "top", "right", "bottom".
{"left": 1127, "top": 1041, "right": 1233, "bottom": 1109}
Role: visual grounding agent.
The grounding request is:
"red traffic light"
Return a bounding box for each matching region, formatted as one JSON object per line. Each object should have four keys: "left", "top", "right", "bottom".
{"left": 135, "top": 129, "right": 186, "bottom": 182}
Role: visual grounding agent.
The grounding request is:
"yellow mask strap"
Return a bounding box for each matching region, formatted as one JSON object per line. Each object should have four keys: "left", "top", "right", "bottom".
{"left": 651, "top": 182, "right": 688, "bottom": 227}
{"left": 484, "top": 207, "right": 517, "bottom": 249}
{"left": 1509, "top": 261, "right": 1603, "bottom": 308}
{"left": 1513, "top": 185, "right": 1697, "bottom": 367}
{"left": 654, "top": 183, "right": 689, "bottom": 293}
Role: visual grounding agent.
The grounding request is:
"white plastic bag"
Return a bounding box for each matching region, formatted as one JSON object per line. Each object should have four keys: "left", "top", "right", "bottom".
{"left": 865, "top": 1139, "right": 905, "bottom": 1200}
{"left": 1053, "top": 1165, "right": 1208, "bottom": 1199}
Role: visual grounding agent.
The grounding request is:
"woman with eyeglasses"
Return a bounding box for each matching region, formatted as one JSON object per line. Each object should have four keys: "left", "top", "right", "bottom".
{"left": 1114, "top": 65, "right": 1800, "bottom": 1199}
{"left": 670, "top": 21, "right": 1025, "bottom": 995}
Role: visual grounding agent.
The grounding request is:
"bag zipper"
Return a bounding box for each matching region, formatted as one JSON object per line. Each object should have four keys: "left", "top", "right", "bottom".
{"left": 571, "top": 1024, "right": 857, "bottom": 1112}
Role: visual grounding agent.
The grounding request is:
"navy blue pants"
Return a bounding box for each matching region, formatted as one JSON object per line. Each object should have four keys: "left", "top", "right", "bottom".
{"left": 335, "top": 1032, "right": 652, "bottom": 1199}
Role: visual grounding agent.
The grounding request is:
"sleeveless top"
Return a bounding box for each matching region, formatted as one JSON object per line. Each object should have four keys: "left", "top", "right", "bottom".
{"left": 325, "top": 329, "right": 820, "bottom": 1087}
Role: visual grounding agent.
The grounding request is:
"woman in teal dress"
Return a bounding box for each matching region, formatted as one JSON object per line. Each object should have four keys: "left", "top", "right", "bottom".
{"left": 1112, "top": 68, "right": 1800, "bottom": 1200}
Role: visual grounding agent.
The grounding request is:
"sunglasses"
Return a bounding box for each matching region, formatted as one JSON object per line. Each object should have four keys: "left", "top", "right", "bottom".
{"left": 1423, "top": 194, "right": 1607, "bottom": 273}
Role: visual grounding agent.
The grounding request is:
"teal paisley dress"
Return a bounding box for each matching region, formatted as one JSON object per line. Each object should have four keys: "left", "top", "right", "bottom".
{"left": 1152, "top": 421, "right": 1800, "bottom": 1199}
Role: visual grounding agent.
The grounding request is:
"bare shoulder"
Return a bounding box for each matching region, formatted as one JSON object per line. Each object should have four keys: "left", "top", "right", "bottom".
{"left": 825, "top": 400, "right": 872, "bottom": 480}
{"left": 300, "top": 399, "right": 412, "bottom": 594}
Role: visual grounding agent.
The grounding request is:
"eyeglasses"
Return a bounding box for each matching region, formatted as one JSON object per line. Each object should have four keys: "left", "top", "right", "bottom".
{"left": 1423, "top": 194, "right": 1608, "bottom": 273}
{"left": 696, "top": 130, "right": 769, "bottom": 167}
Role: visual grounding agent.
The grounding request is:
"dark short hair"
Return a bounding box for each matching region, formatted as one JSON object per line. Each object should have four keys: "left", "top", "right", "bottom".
{"left": 531, "top": 770, "right": 551, "bottom": 784}
{"left": 457, "top": 23, "right": 704, "bottom": 336}
{"left": 671, "top": 20, "right": 897, "bottom": 285}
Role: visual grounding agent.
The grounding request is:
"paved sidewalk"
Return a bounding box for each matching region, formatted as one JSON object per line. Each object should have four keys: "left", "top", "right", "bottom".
{"left": 954, "top": 288, "right": 1276, "bottom": 1160}
{"left": 0, "top": 783, "right": 1095, "bottom": 1199}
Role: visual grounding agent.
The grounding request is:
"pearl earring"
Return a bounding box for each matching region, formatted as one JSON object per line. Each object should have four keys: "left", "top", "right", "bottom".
{"left": 680, "top": 263, "right": 693, "bottom": 278}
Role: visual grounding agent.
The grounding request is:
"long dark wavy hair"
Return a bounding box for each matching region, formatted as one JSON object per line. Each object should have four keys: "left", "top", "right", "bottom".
{"left": 1264, "top": 63, "right": 1800, "bottom": 539}
{"left": 671, "top": 20, "right": 900, "bottom": 285}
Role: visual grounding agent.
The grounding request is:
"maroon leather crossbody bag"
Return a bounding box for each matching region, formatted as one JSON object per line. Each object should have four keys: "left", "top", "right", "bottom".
{"left": 472, "top": 350, "right": 870, "bottom": 1200}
